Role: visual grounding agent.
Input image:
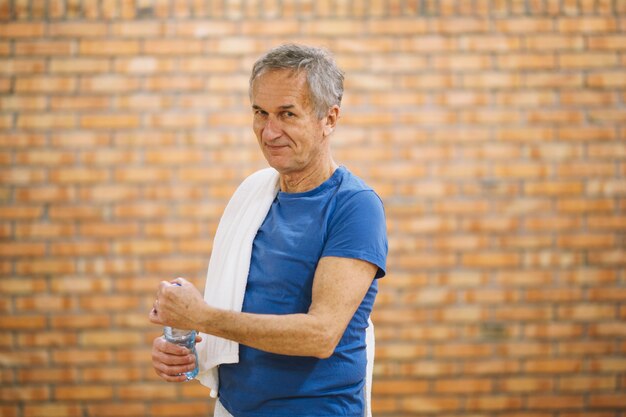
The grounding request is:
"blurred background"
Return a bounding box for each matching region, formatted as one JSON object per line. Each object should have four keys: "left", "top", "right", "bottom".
{"left": 1, "top": 0, "right": 625, "bottom": 416}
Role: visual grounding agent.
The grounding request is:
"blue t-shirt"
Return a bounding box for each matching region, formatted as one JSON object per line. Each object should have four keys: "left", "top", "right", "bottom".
{"left": 218, "top": 166, "right": 388, "bottom": 417}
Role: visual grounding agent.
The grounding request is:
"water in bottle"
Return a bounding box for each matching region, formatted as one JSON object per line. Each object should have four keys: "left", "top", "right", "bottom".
{"left": 163, "top": 326, "right": 199, "bottom": 381}
{"left": 162, "top": 282, "right": 198, "bottom": 381}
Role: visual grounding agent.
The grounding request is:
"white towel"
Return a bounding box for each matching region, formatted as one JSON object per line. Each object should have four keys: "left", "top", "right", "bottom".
{"left": 195, "top": 167, "right": 376, "bottom": 417}
{"left": 195, "top": 167, "right": 280, "bottom": 397}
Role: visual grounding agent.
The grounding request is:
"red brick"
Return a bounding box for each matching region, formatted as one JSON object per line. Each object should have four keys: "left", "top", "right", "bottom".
{"left": 50, "top": 58, "right": 110, "bottom": 74}
{"left": 559, "top": 52, "right": 618, "bottom": 68}
{"left": 526, "top": 288, "right": 584, "bottom": 302}
{"left": 588, "top": 249, "right": 626, "bottom": 266}
{"left": 589, "top": 323, "right": 626, "bottom": 337}
{"left": 17, "top": 113, "right": 76, "bottom": 130}
{"left": 559, "top": 376, "right": 616, "bottom": 392}
{"left": 528, "top": 395, "right": 585, "bottom": 410}
{"left": 79, "top": 295, "right": 141, "bottom": 311}
{"left": 15, "top": 294, "right": 76, "bottom": 312}
{"left": 466, "top": 395, "right": 524, "bottom": 411}
{"left": 113, "top": 240, "right": 175, "bottom": 255}
{"left": 79, "top": 75, "right": 141, "bottom": 93}
{"left": 86, "top": 403, "right": 147, "bottom": 417}
{"left": 55, "top": 385, "right": 113, "bottom": 400}
{"left": 49, "top": 168, "right": 109, "bottom": 184}
{"left": 118, "top": 383, "right": 177, "bottom": 400}
{"left": 559, "top": 341, "right": 616, "bottom": 356}
{"left": 0, "top": 167, "right": 46, "bottom": 185}
{"left": 143, "top": 39, "right": 204, "bottom": 55}
{"left": 173, "top": 21, "right": 238, "bottom": 37}
{"left": 499, "top": 54, "right": 557, "bottom": 70}
{"left": 50, "top": 132, "right": 111, "bottom": 148}
{"left": 51, "top": 96, "right": 112, "bottom": 112}
{"left": 48, "top": 22, "right": 108, "bottom": 37}
{"left": 48, "top": 206, "right": 104, "bottom": 221}
{"left": 589, "top": 394, "right": 626, "bottom": 408}
{"left": 588, "top": 71, "right": 626, "bottom": 88}
{"left": 0, "top": 278, "right": 47, "bottom": 294}
{"left": 0, "top": 22, "right": 45, "bottom": 37}
{"left": 50, "top": 241, "right": 109, "bottom": 256}
{"left": 436, "top": 306, "right": 488, "bottom": 322}
{"left": 400, "top": 396, "right": 461, "bottom": 413}
{"left": 52, "top": 349, "right": 113, "bottom": 365}
{"left": 433, "top": 343, "right": 492, "bottom": 358}
{"left": 50, "top": 314, "right": 110, "bottom": 329}
{"left": 434, "top": 378, "right": 492, "bottom": 393}
{"left": 0, "top": 58, "right": 46, "bottom": 74}
{"left": 23, "top": 404, "right": 82, "bottom": 417}
{"left": 18, "top": 331, "right": 78, "bottom": 348}
{"left": 0, "top": 386, "right": 50, "bottom": 401}
{"left": 0, "top": 95, "right": 47, "bottom": 110}
{"left": 15, "top": 259, "right": 76, "bottom": 275}
{"left": 80, "top": 114, "right": 140, "bottom": 129}
{"left": 15, "top": 41, "right": 73, "bottom": 55}
{"left": 525, "top": 359, "right": 583, "bottom": 373}
{"left": 557, "top": 198, "right": 614, "bottom": 213}
{"left": 524, "top": 323, "right": 585, "bottom": 339}
{"left": 494, "top": 17, "right": 554, "bottom": 32}
{"left": 557, "top": 233, "right": 615, "bottom": 248}
{"left": 502, "top": 377, "right": 554, "bottom": 392}
{"left": 81, "top": 331, "right": 143, "bottom": 347}
{"left": 79, "top": 40, "right": 140, "bottom": 55}
{"left": 558, "top": 17, "right": 618, "bottom": 32}
{"left": 558, "top": 304, "right": 616, "bottom": 322}
{"left": 589, "top": 35, "right": 626, "bottom": 49}
{"left": 0, "top": 315, "right": 47, "bottom": 330}
{"left": 83, "top": 258, "right": 142, "bottom": 275}
{"left": 150, "top": 402, "right": 212, "bottom": 417}
{"left": 0, "top": 406, "right": 18, "bottom": 417}
{"left": 82, "top": 366, "right": 143, "bottom": 383}
{"left": 146, "top": 112, "right": 206, "bottom": 128}
{"left": 588, "top": 287, "right": 626, "bottom": 301}
{"left": 462, "top": 252, "right": 520, "bottom": 268}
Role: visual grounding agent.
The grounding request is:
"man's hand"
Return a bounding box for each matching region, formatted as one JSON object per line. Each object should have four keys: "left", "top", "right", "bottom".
{"left": 149, "top": 277, "right": 205, "bottom": 330}
{"left": 151, "top": 335, "right": 201, "bottom": 382}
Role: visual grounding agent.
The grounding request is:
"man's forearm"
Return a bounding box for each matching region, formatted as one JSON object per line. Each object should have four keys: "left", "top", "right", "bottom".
{"left": 194, "top": 304, "right": 339, "bottom": 359}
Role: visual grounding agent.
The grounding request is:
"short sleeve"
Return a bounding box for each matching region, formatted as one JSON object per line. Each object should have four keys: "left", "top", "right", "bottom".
{"left": 322, "top": 190, "right": 388, "bottom": 278}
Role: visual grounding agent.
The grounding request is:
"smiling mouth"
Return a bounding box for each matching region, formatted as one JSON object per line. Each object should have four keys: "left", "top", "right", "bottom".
{"left": 265, "top": 144, "right": 289, "bottom": 150}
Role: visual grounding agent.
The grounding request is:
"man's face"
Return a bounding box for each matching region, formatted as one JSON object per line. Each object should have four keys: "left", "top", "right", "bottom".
{"left": 250, "top": 69, "right": 328, "bottom": 175}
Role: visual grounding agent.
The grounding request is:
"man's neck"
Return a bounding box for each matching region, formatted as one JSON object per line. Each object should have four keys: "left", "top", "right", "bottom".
{"left": 279, "top": 159, "right": 339, "bottom": 193}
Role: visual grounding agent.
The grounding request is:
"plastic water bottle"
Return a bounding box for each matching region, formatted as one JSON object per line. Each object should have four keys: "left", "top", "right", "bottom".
{"left": 163, "top": 326, "right": 199, "bottom": 381}
{"left": 162, "top": 283, "right": 198, "bottom": 381}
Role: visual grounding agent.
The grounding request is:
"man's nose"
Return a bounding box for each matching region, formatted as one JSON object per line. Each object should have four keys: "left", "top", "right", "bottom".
{"left": 262, "top": 116, "right": 281, "bottom": 141}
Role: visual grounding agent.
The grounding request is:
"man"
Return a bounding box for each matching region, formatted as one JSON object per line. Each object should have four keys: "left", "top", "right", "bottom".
{"left": 150, "top": 44, "right": 388, "bottom": 417}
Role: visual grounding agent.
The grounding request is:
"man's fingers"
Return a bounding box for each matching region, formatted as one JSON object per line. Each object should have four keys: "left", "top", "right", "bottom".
{"left": 148, "top": 307, "right": 162, "bottom": 325}
{"left": 152, "top": 357, "right": 195, "bottom": 374}
{"left": 155, "top": 369, "right": 189, "bottom": 383}
{"left": 154, "top": 336, "right": 189, "bottom": 355}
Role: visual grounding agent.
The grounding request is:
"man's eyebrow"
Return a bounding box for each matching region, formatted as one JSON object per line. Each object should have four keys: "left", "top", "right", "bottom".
{"left": 251, "top": 104, "right": 296, "bottom": 111}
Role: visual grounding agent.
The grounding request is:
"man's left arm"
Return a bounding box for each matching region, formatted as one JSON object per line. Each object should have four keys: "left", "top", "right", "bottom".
{"left": 149, "top": 256, "right": 377, "bottom": 358}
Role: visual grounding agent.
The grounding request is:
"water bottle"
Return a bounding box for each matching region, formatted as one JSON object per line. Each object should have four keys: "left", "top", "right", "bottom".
{"left": 163, "top": 326, "right": 199, "bottom": 381}
{"left": 162, "top": 283, "right": 198, "bottom": 381}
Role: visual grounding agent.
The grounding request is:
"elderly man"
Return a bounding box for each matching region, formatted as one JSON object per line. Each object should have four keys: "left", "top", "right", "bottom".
{"left": 150, "top": 44, "right": 388, "bottom": 417}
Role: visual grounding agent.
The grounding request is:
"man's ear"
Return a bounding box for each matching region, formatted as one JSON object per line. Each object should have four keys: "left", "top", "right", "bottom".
{"left": 322, "top": 105, "right": 340, "bottom": 137}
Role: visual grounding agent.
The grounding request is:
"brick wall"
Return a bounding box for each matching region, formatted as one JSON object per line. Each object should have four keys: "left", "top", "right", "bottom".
{"left": 1, "top": 1, "right": 625, "bottom": 416}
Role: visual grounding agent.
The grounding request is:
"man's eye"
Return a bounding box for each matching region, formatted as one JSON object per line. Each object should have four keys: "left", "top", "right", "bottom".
{"left": 283, "top": 112, "right": 295, "bottom": 118}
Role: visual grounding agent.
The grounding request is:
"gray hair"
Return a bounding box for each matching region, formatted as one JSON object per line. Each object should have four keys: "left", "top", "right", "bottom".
{"left": 249, "top": 44, "right": 344, "bottom": 119}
